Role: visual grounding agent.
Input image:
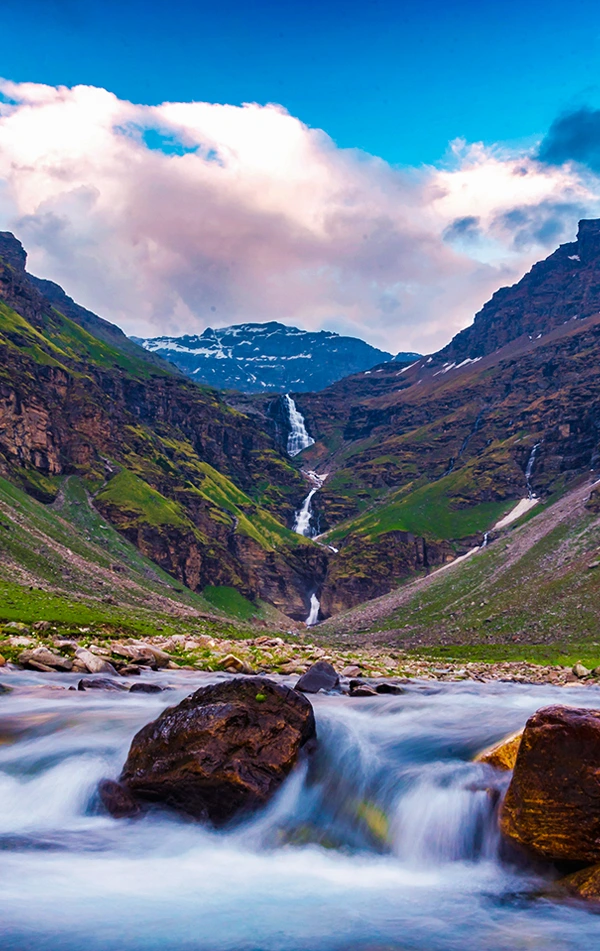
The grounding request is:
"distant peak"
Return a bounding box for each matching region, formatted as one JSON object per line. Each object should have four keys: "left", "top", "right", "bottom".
{"left": 0, "top": 232, "right": 27, "bottom": 272}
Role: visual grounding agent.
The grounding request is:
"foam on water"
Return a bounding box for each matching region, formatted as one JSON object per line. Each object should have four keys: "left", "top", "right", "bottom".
{"left": 2, "top": 673, "right": 600, "bottom": 950}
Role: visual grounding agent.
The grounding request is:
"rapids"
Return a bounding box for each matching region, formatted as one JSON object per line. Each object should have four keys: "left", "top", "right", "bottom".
{"left": 2, "top": 670, "right": 600, "bottom": 951}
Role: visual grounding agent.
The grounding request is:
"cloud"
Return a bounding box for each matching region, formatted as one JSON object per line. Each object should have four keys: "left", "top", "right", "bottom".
{"left": 0, "top": 80, "right": 599, "bottom": 353}
{"left": 538, "top": 107, "right": 600, "bottom": 173}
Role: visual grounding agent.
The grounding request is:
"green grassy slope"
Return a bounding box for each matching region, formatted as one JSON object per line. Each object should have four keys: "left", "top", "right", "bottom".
{"left": 0, "top": 475, "right": 273, "bottom": 637}
{"left": 317, "top": 480, "right": 600, "bottom": 665}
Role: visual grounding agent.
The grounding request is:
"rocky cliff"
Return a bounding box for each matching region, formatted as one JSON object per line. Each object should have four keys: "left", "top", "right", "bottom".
{"left": 0, "top": 233, "right": 326, "bottom": 619}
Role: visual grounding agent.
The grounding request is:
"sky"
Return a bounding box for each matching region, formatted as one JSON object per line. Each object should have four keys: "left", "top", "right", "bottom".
{"left": 2, "top": 0, "right": 600, "bottom": 353}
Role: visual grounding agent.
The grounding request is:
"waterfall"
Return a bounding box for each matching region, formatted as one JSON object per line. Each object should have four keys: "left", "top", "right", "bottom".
{"left": 293, "top": 471, "right": 328, "bottom": 537}
{"left": 525, "top": 443, "right": 540, "bottom": 499}
{"left": 306, "top": 593, "right": 320, "bottom": 626}
{"left": 480, "top": 532, "right": 489, "bottom": 548}
{"left": 284, "top": 394, "right": 315, "bottom": 457}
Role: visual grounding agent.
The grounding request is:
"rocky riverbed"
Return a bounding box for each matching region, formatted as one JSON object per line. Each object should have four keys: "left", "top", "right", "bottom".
{"left": 1, "top": 619, "right": 598, "bottom": 687}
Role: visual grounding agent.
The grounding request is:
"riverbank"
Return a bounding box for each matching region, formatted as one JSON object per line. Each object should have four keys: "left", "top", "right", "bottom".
{"left": 2, "top": 621, "right": 599, "bottom": 687}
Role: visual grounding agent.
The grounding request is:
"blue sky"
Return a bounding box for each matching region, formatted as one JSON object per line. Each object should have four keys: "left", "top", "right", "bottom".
{"left": 2, "top": 0, "right": 600, "bottom": 352}
{"left": 3, "top": 0, "right": 600, "bottom": 166}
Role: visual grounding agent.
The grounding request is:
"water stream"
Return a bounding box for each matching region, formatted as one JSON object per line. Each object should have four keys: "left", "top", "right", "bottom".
{"left": 2, "top": 671, "right": 600, "bottom": 950}
{"left": 284, "top": 395, "right": 315, "bottom": 457}
{"left": 525, "top": 443, "right": 540, "bottom": 499}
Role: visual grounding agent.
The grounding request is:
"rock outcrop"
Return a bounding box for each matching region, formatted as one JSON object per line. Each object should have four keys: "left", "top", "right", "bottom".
{"left": 500, "top": 705, "right": 600, "bottom": 862}
{"left": 117, "top": 677, "right": 316, "bottom": 824}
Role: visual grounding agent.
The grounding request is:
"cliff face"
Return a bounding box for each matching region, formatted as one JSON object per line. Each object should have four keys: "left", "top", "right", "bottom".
{"left": 287, "top": 220, "right": 600, "bottom": 613}
{"left": 437, "top": 218, "right": 600, "bottom": 365}
{"left": 0, "top": 234, "right": 325, "bottom": 617}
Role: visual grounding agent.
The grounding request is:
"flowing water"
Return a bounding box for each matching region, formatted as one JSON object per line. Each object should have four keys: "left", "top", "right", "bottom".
{"left": 525, "top": 443, "right": 540, "bottom": 499}
{"left": 2, "top": 671, "right": 600, "bottom": 951}
{"left": 284, "top": 395, "right": 315, "bottom": 457}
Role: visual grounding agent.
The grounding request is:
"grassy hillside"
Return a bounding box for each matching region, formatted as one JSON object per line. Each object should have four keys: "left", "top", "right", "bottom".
{"left": 317, "top": 479, "right": 600, "bottom": 666}
{"left": 0, "top": 473, "right": 278, "bottom": 638}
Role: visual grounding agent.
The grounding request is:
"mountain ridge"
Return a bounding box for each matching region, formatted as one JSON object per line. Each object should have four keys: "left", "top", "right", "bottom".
{"left": 134, "top": 322, "right": 418, "bottom": 393}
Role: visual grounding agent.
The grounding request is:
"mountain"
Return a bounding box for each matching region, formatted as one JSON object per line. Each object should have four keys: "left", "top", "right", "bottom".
{"left": 1, "top": 220, "right": 599, "bottom": 633}
{"left": 0, "top": 233, "right": 327, "bottom": 622}
{"left": 133, "top": 322, "right": 405, "bottom": 393}
{"left": 256, "top": 219, "right": 600, "bottom": 612}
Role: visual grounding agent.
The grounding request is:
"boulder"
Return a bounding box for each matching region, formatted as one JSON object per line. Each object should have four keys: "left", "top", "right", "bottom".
{"left": 350, "top": 684, "right": 378, "bottom": 697}
{"left": 500, "top": 705, "right": 600, "bottom": 862}
{"left": 98, "top": 779, "right": 140, "bottom": 818}
{"left": 219, "top": 653, "right": 253, "bottom": 674}
{"left": 4, "top": 622, "right": 29, "bottom": 634}
{"left": 572, "top": 662, "right": 591, "bottom": 678}
{"left": 118, "top": 677, "right": 316, "bottom": 824}
{"left": 75, "top": 648, "right": 118, "bottom": 675}
{"left": 295, "top": 661, "right": 340, "bottom": 694}
{"left": 475, "top": 729, "right": 523, "bottom": 770}
{"left": 341, "top": 665, "right": 362, "bottom": 677}
{"left": 18, "top": 647, "right": 73, "bottom": 671}
{"left": 129, "top": 682, "right": 163, "bottom": 694}
{"left": 0, "top": 654, "right": 5, "bottom": 667}
{"left": 375, "top": 683, "right": 404, "bottom": 695}
{"left": 78, "top": 678, "right": 128, "bottom": 691}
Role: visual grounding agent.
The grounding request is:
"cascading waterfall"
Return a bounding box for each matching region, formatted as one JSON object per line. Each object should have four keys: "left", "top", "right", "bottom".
{"left": 293, "top": 471, "right": 328, "bottom": 538}
{"left": 306, "top": 593, "right": 320, "bottom": 626}
{"left": 284, "top": 394, "right": 315, "bottom": 457}
{"left": 525, "top": 442, "right": 540, "bottom": 499}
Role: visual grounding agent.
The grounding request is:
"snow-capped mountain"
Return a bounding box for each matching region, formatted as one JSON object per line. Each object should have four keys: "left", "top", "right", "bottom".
{"left": 132, "top": 322, "right": 416, "bottom": 393}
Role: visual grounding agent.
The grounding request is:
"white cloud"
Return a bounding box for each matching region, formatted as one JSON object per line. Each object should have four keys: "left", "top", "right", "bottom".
{"left": 1, "top": 79, "right": 599, "bottom": 353}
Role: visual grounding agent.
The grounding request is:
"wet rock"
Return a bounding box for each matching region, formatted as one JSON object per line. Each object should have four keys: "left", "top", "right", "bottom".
{"left": 98, "top": 779, "right": 141, "bottom": 819}
{"left": 78, "top": 678, "right": 128, "bottom": 691}
{"left": 75, "top": 648, "right": 118, "bottom": 675}
{"left": 572, "top": 662, "right": 591, "bottom": 678}
{"left": 18, "top": 647, "right": 73, "bottom": 671}
{"left": 0, "top": 654, "right": 5, "bottom": 667}
{"left": 555, "top": 864, "right": 600, "bottom": 902}
{"left": 474, "top": 730, "right": 523, "bottom": 770}
{"left": 500, "top": 705, "right": 600, "bottom": 862}
{"left": 129, "top": 682, "right": 163, "bottom": 694}
{"left": 119, "top": 676, "right": 316, "bottom": 825}
{"left": 375, "top": 682, "right": 404, "bottom": 695}
{"left": 350, "top": 684, "right": 378, "bottom": 697}
{"left": 295, "top": 661, "right": 340, "bottom": 694}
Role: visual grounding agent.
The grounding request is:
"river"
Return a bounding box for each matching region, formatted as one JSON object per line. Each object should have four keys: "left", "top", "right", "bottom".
{"left": 2, "top": 670, "right": 600, "bottom": 951}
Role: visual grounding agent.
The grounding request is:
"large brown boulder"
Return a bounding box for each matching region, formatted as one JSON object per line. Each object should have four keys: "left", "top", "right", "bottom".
{"left": 118, "top": 677, "right": 316, "bottom": 825}
{"left": 500, "top": 705, "right": 600, "bottom": 862}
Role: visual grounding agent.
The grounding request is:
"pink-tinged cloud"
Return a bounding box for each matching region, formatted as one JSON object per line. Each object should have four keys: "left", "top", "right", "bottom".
{"left": 0, "top": 80, "right": 599, "bottom": 353}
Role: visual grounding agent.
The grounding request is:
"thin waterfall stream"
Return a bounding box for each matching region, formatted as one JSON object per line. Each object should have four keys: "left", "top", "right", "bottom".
{"left": 3, "top": 671, "right": 600, "bottom": 951}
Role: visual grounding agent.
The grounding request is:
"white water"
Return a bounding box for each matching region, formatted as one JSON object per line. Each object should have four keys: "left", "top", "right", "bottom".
{"left": 525, "top": 442, "right": 540, "bottom": 499}
{"left": 306, "top": 593, "right": 320, "bottom": 626}
{"left": 294, "top": 487, "right": 319, "bottom": 536}
{"left": 293, "top": 471, "right": 328, "bottom": 538}
{"left": 284, "top": 394, "right": 315, "bottom": 457}
{"left": 3, "top": 671, "right": 600, "bottom": 950}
